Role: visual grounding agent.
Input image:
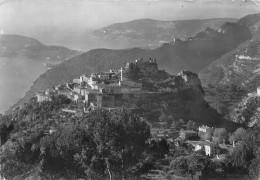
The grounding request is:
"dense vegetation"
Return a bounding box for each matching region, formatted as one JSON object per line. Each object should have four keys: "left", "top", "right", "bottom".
{"left": 1, "top": 95, "right": 259, "bottom": 180}
{"left": 0, "top": 95, "right": 167, "bottom": 179}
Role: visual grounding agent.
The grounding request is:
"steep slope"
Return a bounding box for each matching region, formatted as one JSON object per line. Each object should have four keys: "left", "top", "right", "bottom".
{"left": 8, "top": 18, "right": 252, "bottom": 113}
{"left": 93, "top": 18, "right": 237, "bottom": 43}
{"left": 198, "top": 13, "right": 260, "bottom": 126}
{"left": 228, "top": 92, "right": 260, "bottom": 127}
{"left": 0, "top": 34, "right": 81, "bottom": 114}
{"left": 200, "top": 13, "right": 260, "bottom": 87}
{"left": 199, "top": 36, "right": 260, "bottom": 125}
{"left": 0, "top": 34, "right": 80, "bottom": 61}
{"left": 237, "top": 13, "right": 260, "bottom": 36}
{"left": 200, "top": 36, "right": 260, "bottom": 89}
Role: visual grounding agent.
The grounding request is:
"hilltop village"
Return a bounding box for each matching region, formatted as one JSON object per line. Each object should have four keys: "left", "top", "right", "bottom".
{"left": 36, "top": 58, "right": 178, "bottom": 112}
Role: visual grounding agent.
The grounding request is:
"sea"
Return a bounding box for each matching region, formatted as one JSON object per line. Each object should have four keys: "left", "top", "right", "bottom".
{"left": 0, "top": 31, "right": 155, "bottom": 114}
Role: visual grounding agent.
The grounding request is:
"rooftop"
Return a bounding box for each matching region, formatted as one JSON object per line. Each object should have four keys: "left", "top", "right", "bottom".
{"left": 187, "top": 140, "right": 212, "bottom": 146}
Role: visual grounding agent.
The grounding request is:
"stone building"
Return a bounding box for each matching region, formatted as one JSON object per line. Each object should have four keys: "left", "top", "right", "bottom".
{"left": 257, "top": 86, "right": 260, "bottom": 96}
{"left": 199, "top": 125, "right": 213, "bottom": 133}
{"left": 36, "top": 92, "right": 52, "bottom": 102}
{"left": 188, "top": 140, "right": 215, "bottom": 156}
{"left": 125, "top": 58, "right": 159, "bottom": 79}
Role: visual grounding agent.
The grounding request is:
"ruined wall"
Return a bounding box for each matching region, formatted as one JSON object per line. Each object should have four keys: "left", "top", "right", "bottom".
{"left": 136, "top": 62, "right": 159, "bottom": 77}
{"left": 125, "top": 60, "right": 159, "bottom": 80}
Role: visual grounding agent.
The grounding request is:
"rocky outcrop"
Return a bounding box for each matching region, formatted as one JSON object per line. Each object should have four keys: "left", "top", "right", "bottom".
{"left": 119, "top": 68, "right": 231, "bottom": 129}
{"left": 125, "top": 58, "right": 160, "bottom": 80}
{"left": 177, "top": 70, "right": 204, "bottom": 92}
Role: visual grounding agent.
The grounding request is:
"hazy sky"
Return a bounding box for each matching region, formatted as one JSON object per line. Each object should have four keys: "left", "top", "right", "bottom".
{"left": 0, "top": 0, "right": 260, "bottom": 34}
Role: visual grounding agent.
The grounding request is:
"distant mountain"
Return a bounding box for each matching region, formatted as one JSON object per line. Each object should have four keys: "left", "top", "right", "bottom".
{"left": 93, "top": 18, "right": 237, "bottom": 43}
{"left": 0, "top": 34, "right": 81, "bottom": 114}
{"left": 0, "top": 34, "right": 80, "bottom": 61}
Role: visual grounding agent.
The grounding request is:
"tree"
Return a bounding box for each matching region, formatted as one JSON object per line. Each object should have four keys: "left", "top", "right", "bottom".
{"left": 186, "top": 120, "right": 196, "bottom": 130}
{"left": 147, "top": 138, "right": 169, "bottom": 159}
{"left": 170, "top": 120, "right": 181, "bottom": 131}
{"left": 186, "top": 120, "right": 192, "bottom": 130}
{"left": 201, "top": 131, "right": 213, "bottom": 141}
{"left": 213, "top": 128, "right": 227, "bottom": 143}
{"left": 249, "top": 150, "right": 260, "bottom": 179}
{"left": 227, "top": 130, "right": 259, "bottom": 175}
{"left": 76, "top": 108, "right": 151, "bottom": 179}
{"left": 179, "top": 119, "right": 185, "bottom": 125}
{"left": 167, "top": 115, "right": 174, "bottom": 127}
{"left": 228, "top": 135, "right": 235, "bottom": 145}
{"left": 234, "top": 128, "right": 247, "bottom": 141}
{"left": 229, "top": 128, "right": 248, "bottom": 144}
{"left": 159, "top": 112, "right": 168, "bottom": 128}
{"left": 0, "top": 121, "right": 14, "bottom": 145}
{"left": 192, "top": 121, "right": 197, "bottom": 130}
{"left": 170, "top": 154, "right": 208, "bottom": 179}
{"left": 0, "top": 105, "right": 153, "bottom": 180}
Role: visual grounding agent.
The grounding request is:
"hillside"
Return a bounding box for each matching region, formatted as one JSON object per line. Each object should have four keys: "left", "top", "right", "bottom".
{"left": 200, "top": 13, "right": 260, "bottom": 88}
{"left": 198, "top": 13, "right": 260, "bottom": 126}
{"left": 199, "top": 36, "right": 260, "bottom": 126}
{"left": 0, "top": 34, "right": 81, "bottom": 114}
{"left": 7, "top": 17, "right": 252, "bottom": 114}
{"left": 200, "top": 36, "right": 260, "bottom": 89}
{"left": 237, "top": 13, "right": 260, "bottom": 36}
{"left": 229, "top": 92, "right": 260, "bottom": 127}
{"left": 93, "top": 18, "right": 237, "bottom": 44}
{"left": 0, "top": 34, "right": 80, "bottom": 61}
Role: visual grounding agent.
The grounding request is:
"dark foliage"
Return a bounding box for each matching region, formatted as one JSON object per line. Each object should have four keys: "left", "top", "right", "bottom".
{"left": 0, "top": 98, "right": 154, "bottom": 179}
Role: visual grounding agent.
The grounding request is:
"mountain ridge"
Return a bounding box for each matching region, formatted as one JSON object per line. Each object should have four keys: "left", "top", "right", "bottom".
{"left": 93, "top": 18, "right": 237, "bottom": 43}
{"left": 0, "top": 34, "right": 81, "bottom": 61}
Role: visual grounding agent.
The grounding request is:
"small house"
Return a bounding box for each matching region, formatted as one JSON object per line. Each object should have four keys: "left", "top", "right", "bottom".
{"left": 199, "top": 125, "right": 213, "bottom": 133}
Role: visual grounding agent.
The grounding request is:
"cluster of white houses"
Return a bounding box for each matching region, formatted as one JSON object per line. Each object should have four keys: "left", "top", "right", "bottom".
{"left": 36, "top": 58, "right": 176, "bottom": 111}
{"left": 175, "top": 125, "right": 215, "bottom": 156}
